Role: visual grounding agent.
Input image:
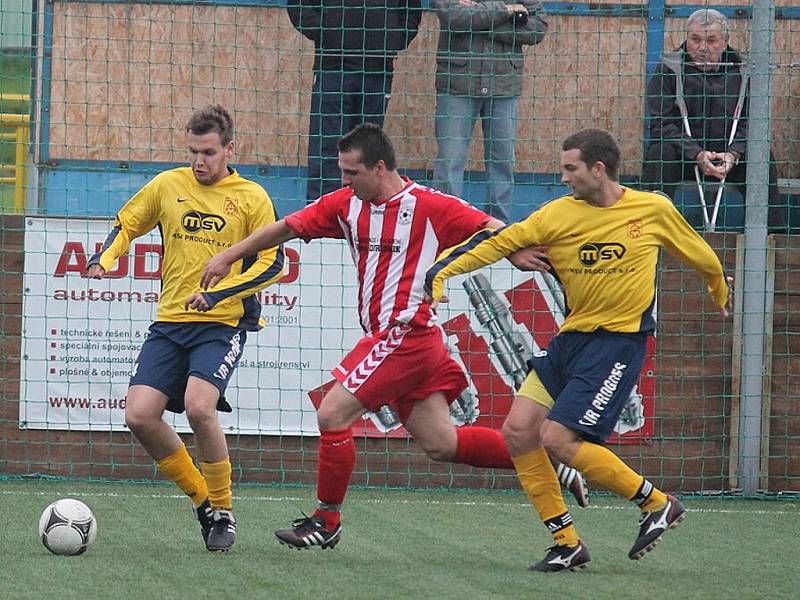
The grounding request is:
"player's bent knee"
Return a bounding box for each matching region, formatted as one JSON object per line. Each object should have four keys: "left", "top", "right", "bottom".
{"left": 419, "top": 439, "right": 457, "bottom": 463}
{"left": 184, "top": 403, "right": 217, "bottom": 430}
{"left": 502, "top": 419, "right": 537, "bottom": 456}
{"left": 540, "top": 426, "right": 557, "bottom": 450}
{"left": 540, "top": 426, "right": 571, "bottom": 463}
{"left": 316, "top": 408, "right": 351, "bottom": 432}
{"left": 123, "top": 411, "right": 139, "bottom": 433}
{"left": 124, "top": 408, "right": 157, "bottom": 434}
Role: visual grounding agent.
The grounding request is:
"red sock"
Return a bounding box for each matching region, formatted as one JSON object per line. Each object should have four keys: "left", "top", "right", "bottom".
{"left": 455, "top": 426, "right": 513, "bottom": 469}
{"left": 313, "top": 428, "right": 355, "bottom": 529}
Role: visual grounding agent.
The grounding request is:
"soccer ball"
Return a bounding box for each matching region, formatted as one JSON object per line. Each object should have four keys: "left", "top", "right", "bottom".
{"left": 38, "top": 498, "right": 98, "bottom": 555}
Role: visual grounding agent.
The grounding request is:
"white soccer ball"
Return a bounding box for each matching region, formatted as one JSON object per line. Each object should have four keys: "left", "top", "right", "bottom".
{"left": 38, "top": 498, "right": 98, "bottom": 555}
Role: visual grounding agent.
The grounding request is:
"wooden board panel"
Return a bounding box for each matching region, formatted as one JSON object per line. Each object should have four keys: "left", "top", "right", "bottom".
{"left": 48, "top": 4, "right": 800, "bottom": 181}
{"left": 50, "top": 4, "right": 309, "bottom": 165}
{"left": 389, "top": 14, "right": 647, "bottom": 174}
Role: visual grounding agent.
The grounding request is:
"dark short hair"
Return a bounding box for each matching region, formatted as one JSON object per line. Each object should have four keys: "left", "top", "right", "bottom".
{"left": 186, "top": 104, "right": 234, "bottom": 146}
{"left": 337, "top": 123, "right": 397, "bottom": 170}
{"left": 562, "top": 128, "right": 621, "bottom": 180}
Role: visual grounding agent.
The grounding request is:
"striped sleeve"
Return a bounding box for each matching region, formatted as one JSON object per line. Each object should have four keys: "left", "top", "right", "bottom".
{"left": 88, "top": 178, "right": 162, "bottom": 272}
{"left": 201, "top": 187, "right": 287, "bottom": 310}
{"left": 201, "top": 245, "right": 286, "bottom": 310}
{"left": 425, "top": 220, "right": 537, "bottom": 300}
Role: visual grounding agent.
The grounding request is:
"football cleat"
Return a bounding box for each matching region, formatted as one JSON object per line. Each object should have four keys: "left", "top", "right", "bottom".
{"left": 529, "top": 541, "right": 591, "bottom": 573}
{"left": 556, "top": 463, "right": 590, "bottom": 508}
{"left": 194, "top": 498, "right": 213, "bottom": 544}
{"left": 628, "top": 494, "right": 686, "bottom": 560}
{"left": 206, "top": 509, "right": 237, "bottom": 552}
{"left": 275, "top": 515, "right": 342, "bottom": 550}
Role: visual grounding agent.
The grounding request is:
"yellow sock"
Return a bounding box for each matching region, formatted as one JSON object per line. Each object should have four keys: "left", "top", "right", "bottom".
{"left": 513, "top": 447, "right": 580, "bottom": 547}
{"left": 200, "top": 457, "right": 233, "bottom": 510}
{"left": 571, "top": 441, "right": 667, "bottom": 511}
{"left": 156, "top": 445, "right": 208, "bottom": 508}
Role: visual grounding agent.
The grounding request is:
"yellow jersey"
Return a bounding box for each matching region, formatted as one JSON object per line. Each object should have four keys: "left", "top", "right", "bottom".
{"left": 426, "top": 188, "right": 728, "bottom": 334}
{"left": 90, "top": 167, "right": 285, "bottom": 330}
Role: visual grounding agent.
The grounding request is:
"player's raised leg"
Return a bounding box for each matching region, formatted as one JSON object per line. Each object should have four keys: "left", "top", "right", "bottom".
{"left": 395, "top": 328, "right": 532, "bottom": 471}
{"left": 274, "top": 382, "right": 365, "bottom": 550}
{"left": 402, "top": 390, "right": 510, "bottom": 468}
{"left": 401, "top": 327, "right": 588, "bottom": 511}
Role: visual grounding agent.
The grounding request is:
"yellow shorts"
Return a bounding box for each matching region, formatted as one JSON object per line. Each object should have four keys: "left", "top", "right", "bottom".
{"left": 517, "top": 368, "right": 555, "bottom": 409}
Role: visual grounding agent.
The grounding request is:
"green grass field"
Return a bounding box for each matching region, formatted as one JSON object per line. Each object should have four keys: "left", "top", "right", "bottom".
{"left": 2, "top": 479, "right": 798, "bottom": 600}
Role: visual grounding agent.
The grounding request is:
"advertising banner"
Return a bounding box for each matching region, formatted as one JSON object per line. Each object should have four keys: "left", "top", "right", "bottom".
{"left": 20, "top": 218, "right": 653, "bottom": 443}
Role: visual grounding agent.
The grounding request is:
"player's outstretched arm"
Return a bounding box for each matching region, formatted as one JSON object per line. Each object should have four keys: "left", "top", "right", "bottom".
{"left": 200, "top": 219, "right": 297, "bottom": 290}
{"left": 425, "top": 221, "right": 536, "bottom": 301}
{"left": 482, "top": 217, "right": 551, "bottom": 272}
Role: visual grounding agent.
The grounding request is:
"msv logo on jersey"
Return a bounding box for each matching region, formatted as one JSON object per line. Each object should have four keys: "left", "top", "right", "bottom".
{"left": 182, "top": 211, "right": 226, "bottom": 233}
{"left": 579, "top": 243, "right": 625, "bottom": 266}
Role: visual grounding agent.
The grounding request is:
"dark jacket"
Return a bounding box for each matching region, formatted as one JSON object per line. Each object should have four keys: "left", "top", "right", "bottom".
{"left": 287, "top": 0, "right": 422, "bottom": 73}
{"left": 647, "top": 44, "right": 749, "bottom": 160}
{"left": 434, "top": 0, "right": 547, "bottom": 97}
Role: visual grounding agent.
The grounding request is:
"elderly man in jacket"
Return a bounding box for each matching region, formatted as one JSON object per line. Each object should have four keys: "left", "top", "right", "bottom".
{"left": 642, "top": 8, "right": 786, "bottom": 232}
{"left": 432, "top": 0, "right": 547, "bottom": 222}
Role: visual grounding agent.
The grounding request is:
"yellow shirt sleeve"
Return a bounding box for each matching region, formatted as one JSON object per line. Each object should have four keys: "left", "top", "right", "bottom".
{"left": 425, "top": 189, "right": 728, "bottom": 336}
{"left": 201, "top": 192, "right": 286, "bottom": 309}
{"left": 425, "top": 213, "right": 544, "bottom": 300}
{"left": 95, "top": 176, "right": 162, "bottom": 273}
{"left": 656, "top": 199, "right": 729, "bottom": 309}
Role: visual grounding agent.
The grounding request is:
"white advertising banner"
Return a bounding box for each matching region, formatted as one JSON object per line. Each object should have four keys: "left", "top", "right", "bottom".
{"left": 19, "top": 217, "right": 654, "bottom": 442}
{"left": 19, "top": 217, "right": 363, "bottom": 435}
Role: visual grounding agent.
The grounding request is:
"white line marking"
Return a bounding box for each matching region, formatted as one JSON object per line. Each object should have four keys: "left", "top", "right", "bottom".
{"left": 2, "top": 488, "right": 796, "bottom": 515}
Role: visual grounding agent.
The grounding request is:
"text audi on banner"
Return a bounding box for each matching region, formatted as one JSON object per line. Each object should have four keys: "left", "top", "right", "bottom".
{"left": 20, "top": 217, "right": 654, "bottom": 443}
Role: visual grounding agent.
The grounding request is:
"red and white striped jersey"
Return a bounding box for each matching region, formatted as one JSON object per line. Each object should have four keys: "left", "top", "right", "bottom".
{"left": 285, "top": 178, "right": 492, "bottom": 335}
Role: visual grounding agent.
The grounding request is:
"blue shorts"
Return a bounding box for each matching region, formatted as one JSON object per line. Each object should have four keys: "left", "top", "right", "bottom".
{"left": 130, "top": 322, "right": 247, "bottom": 414}
{"left": 529, "top": 330, "right": 647, "bottom": 443}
